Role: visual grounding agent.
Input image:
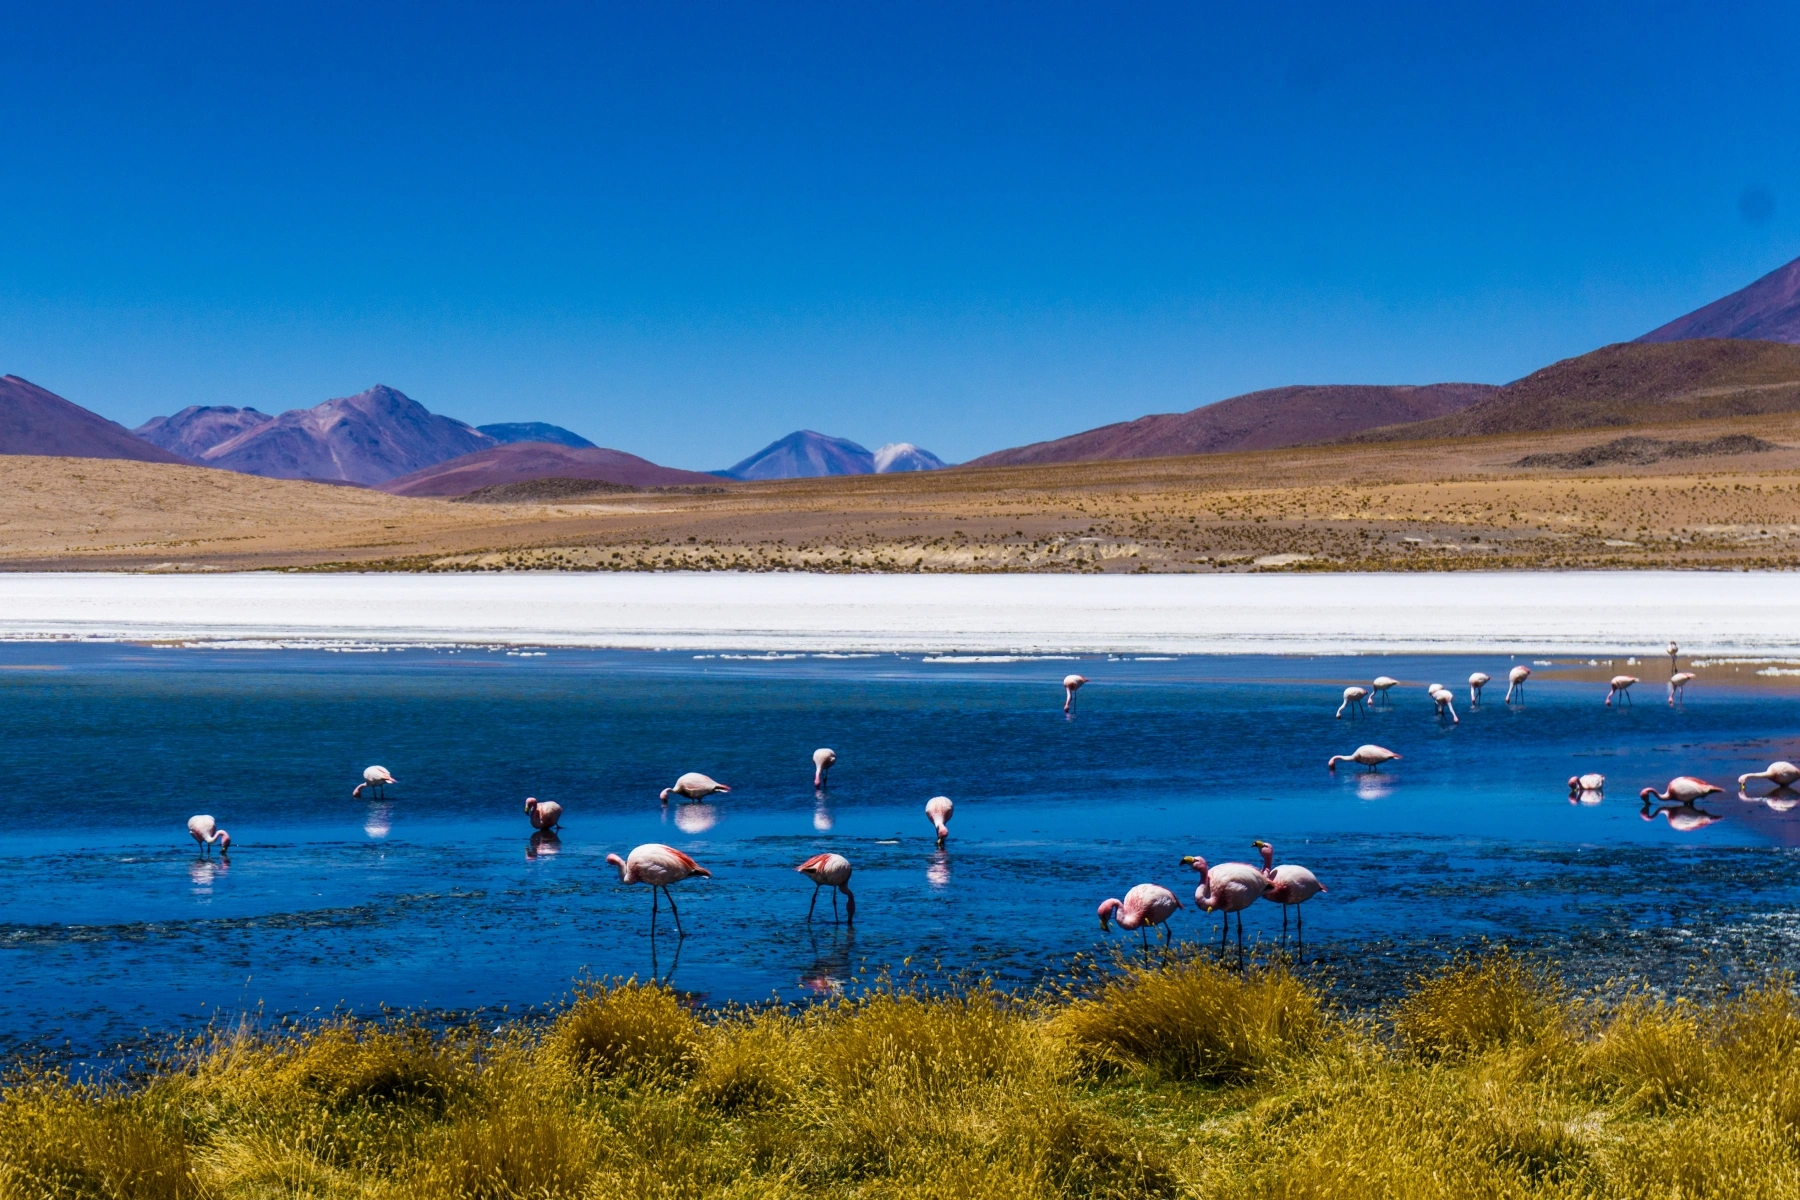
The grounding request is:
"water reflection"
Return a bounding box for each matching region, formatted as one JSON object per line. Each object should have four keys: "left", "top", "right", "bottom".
{"left": 927, "top": 848, "right": 951, "bottom": 888}
{"left": 672, "top": 803, "right": 719, "bottom": 834}
{"left": 363, "top": 804, "right": 393, "bottom": 839}
{"left": 813, "top": 795, "right": 833, "bottom": 831}
{"left": 1570, "top": 788, "right": 1604, "bottom": 806}
{"left": 188, "top": 857, "right": 227, "bottom": 893}
{"left": 1355, "top": 776, "right": 1395, "bottom": 801}
{"left": 1641, "top": 799, "right": 1725, "bottom": 832}
{"left": 526, "top": 830, "right": 562, "bottom": 860}
{"left": 798, "top": 928, "right": 854, "bottom": 995}
{"left": 1743, "top": 788, "right": 1800, "bottom": 814}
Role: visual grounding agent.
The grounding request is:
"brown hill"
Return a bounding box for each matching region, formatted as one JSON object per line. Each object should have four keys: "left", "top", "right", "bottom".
{"left": 1351, "top": 340, "right": 1800, "bottom": 443}
{"left": 1638, "top": 254, "right": 1800, "bottom": 344}
{"left": 379, "top": 441, "right": 723, "bottom": 497}
{"left": 0, "top": 375, "right": 188, "bottom": 464}
{"left": 963, "top": 383, "right": 1494, "bottom": 468}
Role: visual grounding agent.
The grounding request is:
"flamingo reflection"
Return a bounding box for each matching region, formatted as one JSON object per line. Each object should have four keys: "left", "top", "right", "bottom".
{"left": 672, "top": 803, "right": 720, "bottom": 834}
{"left": 363, "top": 804, "right": 393, "bottom": 838}
{"left": 527, "top": 830, "right": 562, "bottom": 859}
{"left": 1640, "top": 797, "right": 1724, "bottom": 831}
{"left": 799, "top": 927, "right": 854, "bottom": 995}
{"left": 927, "top": 847, "right": 951, "bottom": 888}
{"left": 812, "top": 797, "right": 834, "bottom": 831}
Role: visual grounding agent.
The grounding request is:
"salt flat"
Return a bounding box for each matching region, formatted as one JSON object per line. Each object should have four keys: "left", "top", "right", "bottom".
{"left": 0, "top": 571, "right": 1793, "bottom": 655}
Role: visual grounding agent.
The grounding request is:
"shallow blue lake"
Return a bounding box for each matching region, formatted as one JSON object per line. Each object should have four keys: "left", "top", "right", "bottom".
{"left": 2, "top": 643, "right": 1798, "bottom": 1058}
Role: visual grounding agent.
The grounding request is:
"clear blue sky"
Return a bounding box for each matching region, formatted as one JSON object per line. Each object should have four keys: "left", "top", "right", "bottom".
{"left": 3, "top": 2, "right": 1798, "bottom": 468}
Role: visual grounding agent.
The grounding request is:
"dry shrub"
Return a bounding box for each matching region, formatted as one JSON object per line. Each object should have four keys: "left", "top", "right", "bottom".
{"left": 1392, "top": 949, "right": 1562, "bottom": 1060}
{"left": 691, "top": 1012, "right": 797, "bottom": 1113}
{"left": 1015, "top": 1096, "right": 1179, "bottom": 1200}
{"left": 810, "top": 987, "right": 1031, "bottom": 1094}
{"left": 271, "top": 1020, "right": 467, "bottom": 1110}
{"left": 1053, "top": 956, "right": 1321, "bottom": 1082}
{"left": 545, "top": 980, "right": 703, "bottom": 1084}
{"left": 0, "top": 1083, "right": 205, "bottom": 1200}
{"left": 406, "top": 1064, "right": 597, "bottom": 1200}
{"left": 1583, "top": 997, "right": 1712, "bottom": 1111}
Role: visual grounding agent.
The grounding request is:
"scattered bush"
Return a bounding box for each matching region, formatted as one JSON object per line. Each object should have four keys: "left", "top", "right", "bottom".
{"left": 1392, "top": 949, "right": 1563, "bottom": 1059}
{"left": 544, "top": 979, "right": 703, "bottom": 1084}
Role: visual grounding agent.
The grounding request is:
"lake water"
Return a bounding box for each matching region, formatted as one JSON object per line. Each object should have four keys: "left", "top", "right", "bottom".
{"left": 3, "top": 642, "right": 1798, "bottom": 1058}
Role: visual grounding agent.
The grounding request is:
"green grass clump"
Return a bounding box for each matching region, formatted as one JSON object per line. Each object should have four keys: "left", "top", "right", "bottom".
{"left": 8, "top": 956, "right": 1800, "bottom": 1198}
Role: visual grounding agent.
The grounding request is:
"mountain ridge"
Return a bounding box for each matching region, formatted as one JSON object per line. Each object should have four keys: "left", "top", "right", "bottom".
{"left": 381, "top": 441, "right": 723, "bottom": 497}
{"left": 0, "top": 375, "right": 190, "bottom": 464}
{"left": 1638, "top": 254, "right": 1800, "bottom": 344}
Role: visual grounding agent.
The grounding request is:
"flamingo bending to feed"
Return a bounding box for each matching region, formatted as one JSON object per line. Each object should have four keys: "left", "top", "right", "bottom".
{"left": 1639, "top": 777, "right": 1724, "bottom": 804}
{"left": 1328, "top": 744, "right": 1401, "bottom": 773}
{"left": 1606, "top": 675, "right": 1638, "bottom": 706}
{"left": 353, "top": 766, "right": 396, "bottom": 798}
{"left": 606, "top": 844, "right": 711, "bottom": 935}
{"left": 1668, "top": 672, "right": 1695, "bottom": 706}
{"left": 1371, "top": 677, "right": 1399, "bottom": 707}
{"left": 812, "top": 748, "right": 836, "bottom": 788}
{"left": 524, "top": 797, "right": 563, "bottom": 831}
{"left": 188, "top": 814, "right": 230, "bottom": 854}
{"left": 1063, "top": 674, "right": 1089, "bottom": 714}
{"left": 925, "top": 795, "right": 954, "bottom": 844}
{"left": 796, "top": 853, "right": 854, "bottom": 923}
{"left": 1505, "top": 665, "right": 1530, "bottom": 703}
{"left": 1097, "top": 884, "right": 1181, "bottom": 947}
{"left": 1469, "top": 672, "right": 1490, "bottom": 704}
{"left": 1739, "top": 761, "right": 1800, "bottom": 793}
{"left": 1336, "top": 686, "right": 1370, "bottom": 719}
{"left": 1254, "top": 840, "right": 1325, "bottom": 936}
{"left": 1568, "top": 773, "right": 1605, "bottom": 796}
{"left": 1428, "top": 684, "right": 1459, "bottom": 724}
{"left": 661, "top": 773, "right": 730, "bottom": 803}
{"left": 1183, "top": 855, "right": 1267, "bottom": 953}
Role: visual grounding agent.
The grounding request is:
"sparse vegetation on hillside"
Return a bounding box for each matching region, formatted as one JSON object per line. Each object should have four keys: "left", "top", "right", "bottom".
{"left": 6, "top": 953, "right": 1800, "bottom": 1198}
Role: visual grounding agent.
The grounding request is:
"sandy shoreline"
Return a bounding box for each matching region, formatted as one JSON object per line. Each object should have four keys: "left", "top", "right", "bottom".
{"left": 0, "top": 571, "right": 1794, "bottom": 655}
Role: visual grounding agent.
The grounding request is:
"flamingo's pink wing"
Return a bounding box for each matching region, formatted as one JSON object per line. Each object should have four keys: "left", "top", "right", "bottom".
{"left": 666, "top": 846, "right": 711, "bottom": 876}
{"left": 796, "top": 853, "right": 833, "bottom": 872}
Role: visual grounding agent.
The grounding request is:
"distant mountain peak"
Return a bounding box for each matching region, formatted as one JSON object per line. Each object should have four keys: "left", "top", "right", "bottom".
{"left": 1638, "top": 254, "right": 1800, "bottom": 345}
{"left": 0, "top": 375, "right": 189, "bottom": 465}
{"left": 136, "top": 405, "right": 273, "bottom": 461}
{"left": 477, "top": 421, "right": 597, "bottom": 449}
{"left": 721, "top": 430, "right": 946, "bottom": 479}
{"left": 872, "top": 442, "right": 948, "bottom": 472}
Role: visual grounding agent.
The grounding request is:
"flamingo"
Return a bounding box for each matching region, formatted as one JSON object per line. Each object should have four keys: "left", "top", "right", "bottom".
{"left": 1063, "top": 674, "right": 1089, "bottom": 714}
{"left": 1504, "top": 665, "right": 1530, "bottom": 703}
{"left": 1469, "top": 672, "right": 1490, "bottom": 705}
{"left": 1606, "top": 675, "right": 1638, "bottom": 706}
{"left": 1371, "top": 677, "right": 1399, "bottom": 708}
{"left": 187, "top": 814, "right": 230, "bottom": 855}
{"left": 1335, "top": 686, "right": 1370, "bottom": 719}
{"left": 1428, "top": 684, "right": 1459, "bottom": 725}
{"left": 606, "top": 844, "right": 711, "bottom": 935}
{"left": 796, "top": 853, "right": 854, "bottom": 924}
{"left": 925, "top": 795, "right": 954, "bottom": 844}
{"left": 524, "top": 797, "right": 562, "bottom": 831}
{"left": 661, "top": 772, "right": 730, "bottom": 803}
{"left": 812, "top": 748, "right": 836, "bottom": 788}
{"left": 353, "top": 766, "right": 396, "bottom": 799}
{"left": 1639, "top": 777, "right": 1724, "bottom": 804}
{"left": 1182, "top": 855, "right": 1267, "bottom": 953}
{"left": 1328, "top": 744, "right": 1401, "bottom": 772}
{"left": 1739, "top": 761, "right": 1800, "bottom": 793}
{"left": 1668, "top": 672, "right": 1695, "bottom": 706}
{"left": 1254, "top": 840, "right": 1325, "bottom": 936}
{"left": 1097, "top": 884, "right": 1182, "bottom": 947}
{"left": 1567, "top": 773, "right": 1606, "bottom": 796}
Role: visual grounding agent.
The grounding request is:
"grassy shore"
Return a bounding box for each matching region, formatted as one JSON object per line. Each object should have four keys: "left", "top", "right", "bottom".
{"left": 4, "top": 951, "right": 1796, "bottom": 1199}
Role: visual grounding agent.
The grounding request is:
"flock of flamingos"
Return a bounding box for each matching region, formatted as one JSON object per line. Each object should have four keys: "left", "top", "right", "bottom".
{"left": 180, "top": 647, "right": 1800, "bottom": 953}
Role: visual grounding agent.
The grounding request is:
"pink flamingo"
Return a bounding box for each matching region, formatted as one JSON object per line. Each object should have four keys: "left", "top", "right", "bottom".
{"left": 524, "top": 797, "right": 562, "bottom": 831}
{"left": 1063, "top": 674, "right": 1088, "bottom": 713}
{"left": 661, "top": 772, "right": 730, "bottom": 803}
{"left": 1504, "top": 665, "right": 1530, "bottom": 703}
{"left": 1567, "top": 773, "right": 1605, "bottom": 797}
{"left": 606, "top": 843, "right": 711, "bottom": 935}
{"left": 1328, "top": 745, "right": 1401, "bottom": 772}
{"left": 187, "top": 814, "right": 230, "bottom": 855}
{"left": 1739, "top": 761, "right": 1800, "bottom": 793}
{"left": 1428, "top": 684, "right": 1459, "bottom": 724}
{"left": 1182, "top": 854, "right": 1267, "bottom": 953}
{"left": 1639, "top": 777, "right": 1724, "bottom": 804}
{"left": 1371, "top": 677, "right": 1399, "bottom": 707}
{"left": 1606, "top": 675, "right": 1637, "bottom": 706}
{"left": 1667, "top": 672, "right": 1695, "bottom": 706}
{"left": 1335, "top": 686, "right": 1370, "bottom": 719}
{"left": 1097, "top": 883, "right": 1182, "bottom": 947}
{"left": 1468, "top": 672, "right": 1490, "bottom": 704}
{"left": 1254, "top": 840, "right": 1325, "bottom": 936}
{"left": 812, "top": 748, "right": 837, "bottom": 788}
{"left": 353, "top": 765, "right": 396, "bottom": 798}
{"left": 925, "top": 795, "right": 954, "bottom": 844}
{"left": 796, "top": 853, "right": 854, "bottom": 924}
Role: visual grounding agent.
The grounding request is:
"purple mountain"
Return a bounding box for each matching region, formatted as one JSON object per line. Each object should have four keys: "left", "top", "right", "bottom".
{"left": 721, "top": 430, "right": 947, "bottom": 479}
{"left": 194, "top": 385, "right": 497, "bottom": 485}
{"left": 0, "top": 375, "right": 188, "bottom": 464}
{"left": 1639, "top": 254, "right": 1800, "bottom": 344}
{"left": 135, "top": 405, "right": 273, "bottom": 461}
